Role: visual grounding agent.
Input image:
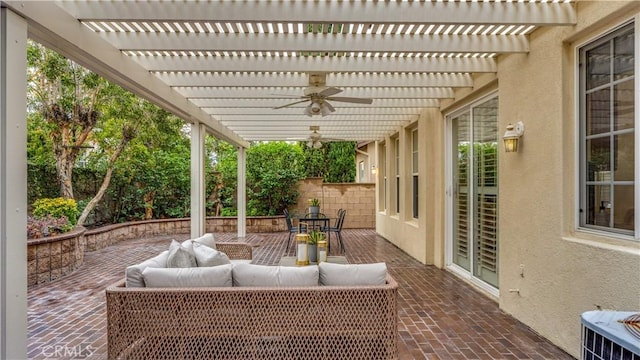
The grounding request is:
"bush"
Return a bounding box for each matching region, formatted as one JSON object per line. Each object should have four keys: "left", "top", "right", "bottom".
{"left": 27, "top": 215, "right": 73, "bottom": 239}
{"left": 32, "top": 197, "right": 78, "bottom": 225}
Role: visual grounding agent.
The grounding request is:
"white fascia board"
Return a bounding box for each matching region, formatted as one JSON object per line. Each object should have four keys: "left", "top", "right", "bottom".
{"left": 102, "top": 32, "right": 529, "bottom": 54}
{"left": 131, "top": 55, "right": 497, "bottom": 73}
{"left": 191, "top": 98, "right": 441, "bottom": 108}
{"left": 4, "top": 1, "right": 248, "bottom": 148}
{"left": 156, "top": 72, "right": 473, "bottom": 88}
{"left": 175, "top": 87, "right": 455, "bottom": 99}
{"left": 61, "top": 1, "right": 576, "bottom": 26}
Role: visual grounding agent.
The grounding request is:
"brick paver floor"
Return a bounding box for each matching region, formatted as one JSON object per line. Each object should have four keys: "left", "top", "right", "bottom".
{"left": 27, "top": 229, "right": 574, "bottom": 359}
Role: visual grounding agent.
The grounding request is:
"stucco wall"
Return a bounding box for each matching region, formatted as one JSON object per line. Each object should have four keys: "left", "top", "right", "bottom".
{"left": 497, "top": 1, "right": 640, "bottom": 356}
{"left": 369, "top": 1, "right": 640, "bottom": 357}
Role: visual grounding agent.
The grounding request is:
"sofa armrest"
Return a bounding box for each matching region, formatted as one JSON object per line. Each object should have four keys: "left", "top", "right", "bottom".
{"left": 216, "top": 242, "right": 252, "bottom": 260}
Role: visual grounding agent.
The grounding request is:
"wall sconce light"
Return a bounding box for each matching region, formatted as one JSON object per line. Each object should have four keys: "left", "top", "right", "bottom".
{"left": 503, "top": 121, "right": 525, "bottom": 153}
{"left": 371, "top": 166, "right": 378, "bottom": 175}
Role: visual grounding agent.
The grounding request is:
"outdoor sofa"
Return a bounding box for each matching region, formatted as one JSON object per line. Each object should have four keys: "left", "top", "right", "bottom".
{"left": 106, "top": 235, "right": 399, "bottom": 359}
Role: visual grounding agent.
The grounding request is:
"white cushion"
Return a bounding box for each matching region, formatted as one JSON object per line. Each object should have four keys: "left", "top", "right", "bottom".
{"left": 125, "top": 250, "right": 169, "bottom": 288}
{"left": 230, "top": 259, "right": 253, "bottom": 266}
{"left": 232, "top": 264, "right": 318, "bottom": 287}
{"left": 192, "top": 242, "right": 230, "bottom": 267}
{"left": 278, "top": 266, "right": 319, "bottom": 287}
{"left": 319, "top": 262, "right": 387, "bottom": 286}
{"left": 193, "top": 233, "right": 216, "bottom": 250}
{"left": 142, "top": 265, "right": 233, "bottom": 288}
{"left": 166, "top": 240, "right": 197, "bottom": 268}
{"left": 232, "top": 263, "right": 279, "bottom": 286}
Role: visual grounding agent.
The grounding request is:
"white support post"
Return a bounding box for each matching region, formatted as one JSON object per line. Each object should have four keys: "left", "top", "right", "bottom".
{"left": 237, "top": 146, "right": 246, "bottom": 238}
{"left": 0, "top": 8, "right": 28, "bottom": 359}
{"left": 190, "top": 123, "right": 206, "bottom": 238}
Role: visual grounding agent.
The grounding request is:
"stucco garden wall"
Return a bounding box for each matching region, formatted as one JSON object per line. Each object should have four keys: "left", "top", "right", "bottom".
{"left": 290, "top": 177, "right": 376, "bottom": 229}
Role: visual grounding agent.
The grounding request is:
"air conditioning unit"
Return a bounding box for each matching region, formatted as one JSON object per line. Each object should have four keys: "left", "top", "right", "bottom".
{"left": 581, "top": 311, "right": 640, "bottom": 360}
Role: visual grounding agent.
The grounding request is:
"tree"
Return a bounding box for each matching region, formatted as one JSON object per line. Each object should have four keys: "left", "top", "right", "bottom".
{"left": 246, "top": 142, "right": 306, "bottom": 215}
{"left": 28, "top": 42, "right": 105, "bottom": 199}
{"left": 27, "top": 41, "right": 155, "bottom": 225}
{"left": 299, "top": 141, "right": 357, "bottom": 183}
{"left": 215, "top": 142, "right": 306, "bottom": 216}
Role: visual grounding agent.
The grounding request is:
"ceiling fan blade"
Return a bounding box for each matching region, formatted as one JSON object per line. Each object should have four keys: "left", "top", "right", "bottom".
{"left": 326, "top": 96, "right": 373, "bottom": 104}
{"left": 318, "top": 87, "right": 342, "bottom": 97}
{"left": 273, "top": 99, "right": 310, "bottom": 109}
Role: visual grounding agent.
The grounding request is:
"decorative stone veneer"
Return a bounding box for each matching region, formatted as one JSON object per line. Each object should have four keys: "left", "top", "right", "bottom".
{"left": 27, "top": 226, "right": 85, "bottom": 287}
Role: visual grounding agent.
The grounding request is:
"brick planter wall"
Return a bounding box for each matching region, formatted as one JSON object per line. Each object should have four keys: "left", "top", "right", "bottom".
{"left": 27, "top": 226, "right": 85, "bottom": 287}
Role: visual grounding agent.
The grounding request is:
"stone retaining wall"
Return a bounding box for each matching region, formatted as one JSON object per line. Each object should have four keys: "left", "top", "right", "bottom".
{"left": 27, "top": 227, "right": 85, "bottom": 287}
{"left": 82, "top": 216, "right": 287, "bottom": 252}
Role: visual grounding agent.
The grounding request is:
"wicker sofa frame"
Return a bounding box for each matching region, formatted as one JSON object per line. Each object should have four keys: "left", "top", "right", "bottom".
{"left": 106, "top": 242, "right": 398, "bottom": 359}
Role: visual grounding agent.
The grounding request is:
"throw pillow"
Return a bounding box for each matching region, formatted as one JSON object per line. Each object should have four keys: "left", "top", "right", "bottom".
{"left": 125, "top": 250, "right": 169, "bottom": 287}
{"left": 142, "top": 264, "right": 233, "bottom": 287}
{"left": 192, "top": 242, "right": 231, "bottom": 267}
{"left": 193, "top": 233, "right": 216, "bottom": 250}
{"left": 319, "top": 262, "right": 387, "bottom": 286}
{"left": 166, "top": 239, "right": 197, "bottom": 268}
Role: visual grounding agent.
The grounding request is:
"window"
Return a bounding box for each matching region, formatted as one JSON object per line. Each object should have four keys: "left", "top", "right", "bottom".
{"left": 380, "top": 142, "right": 387, "bottom": 211}
{"left": 579, "top": 22, "right": 636, "bottom": 236}
{"left": 412, "top": 128, "right": 419, "bottom": 219}
{"left": 358, "top": 161, "right": 365, "bottom": 183}
{"left": 394, "top": 137, "right": 400, "bottom": 214}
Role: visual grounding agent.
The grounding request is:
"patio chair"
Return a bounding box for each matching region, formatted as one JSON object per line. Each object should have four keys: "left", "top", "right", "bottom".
{"left": 323, "top": 209, "right": 346, "bottom": 254}
{"left": 284, "top": 208, "right": 304, "bottom": 252}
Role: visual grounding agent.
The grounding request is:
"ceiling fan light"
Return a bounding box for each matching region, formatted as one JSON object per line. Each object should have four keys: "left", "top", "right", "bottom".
{"left": 320, "top": 103, "right": 332, "bottom": 117}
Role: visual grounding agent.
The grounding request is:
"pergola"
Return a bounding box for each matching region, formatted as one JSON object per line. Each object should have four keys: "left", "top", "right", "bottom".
{"left": 0, "top": 1, "right": 577, "bottom": 357}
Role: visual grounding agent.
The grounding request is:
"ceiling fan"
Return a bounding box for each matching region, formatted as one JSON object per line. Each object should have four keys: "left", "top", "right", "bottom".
{"left": 273, "top": 73, "right": 373, "bottom": 116}
{"left": 301, "top": 126, "right": 342, "bottom": 149}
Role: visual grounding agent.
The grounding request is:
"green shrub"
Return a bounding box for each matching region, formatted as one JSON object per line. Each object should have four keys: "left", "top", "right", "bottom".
{"left": 32, "top": 197, "right": 78, "bottom": 225}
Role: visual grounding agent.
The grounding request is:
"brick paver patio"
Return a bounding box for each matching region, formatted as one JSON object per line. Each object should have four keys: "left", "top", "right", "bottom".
{"left": 27, "top": 229, "right": 574, "bottom": 359}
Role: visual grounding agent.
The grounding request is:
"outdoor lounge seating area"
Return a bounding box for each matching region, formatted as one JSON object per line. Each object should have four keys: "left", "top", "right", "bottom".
{"left": 27, "top": 230, "right": 573, "bottom": 359}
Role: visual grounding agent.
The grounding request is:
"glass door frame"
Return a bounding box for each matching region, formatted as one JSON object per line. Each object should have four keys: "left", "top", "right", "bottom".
{"left": 444, "top": 92, "right": 500, "bottom": 298}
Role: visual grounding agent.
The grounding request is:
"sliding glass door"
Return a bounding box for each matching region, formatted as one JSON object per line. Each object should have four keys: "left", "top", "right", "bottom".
{"left": 449, "top": 96, "right": 499, "bottom": 289}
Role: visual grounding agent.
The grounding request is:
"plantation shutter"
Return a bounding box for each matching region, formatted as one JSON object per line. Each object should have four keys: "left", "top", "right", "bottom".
{"left": 472, "top": 99, "right": 499, "bottom": 288}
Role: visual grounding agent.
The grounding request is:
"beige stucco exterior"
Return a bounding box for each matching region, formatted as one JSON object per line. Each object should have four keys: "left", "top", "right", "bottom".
{"left": 372, "top": 1, "right": 640, "bottom": 357}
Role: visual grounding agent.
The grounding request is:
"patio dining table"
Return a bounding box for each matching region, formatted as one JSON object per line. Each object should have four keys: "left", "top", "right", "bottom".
{"left": 291, "top": 214, "right": 336, "bottom": 253}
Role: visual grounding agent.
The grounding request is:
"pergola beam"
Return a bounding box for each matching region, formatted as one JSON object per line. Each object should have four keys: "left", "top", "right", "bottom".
{"left": 155, "top": 72, "right": 474, "bottom": 88}
{"left": 175, "top": 86, "right": 454, "bottom": 99}
{"left": 103, "top": 33, "right": 529, "bottom": 54}
{"left": 61, "top": 1, "right": 576, "bottom": 26}
{"left": 191, "top": 98, "right": 441, "bottom": 108}
{"left": 205, "top": 107, "right": 426, "bottom": 116}
{"left": 131, "top": 55, "right": 497, "bottom": 73}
